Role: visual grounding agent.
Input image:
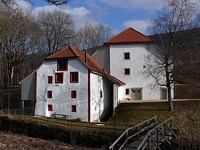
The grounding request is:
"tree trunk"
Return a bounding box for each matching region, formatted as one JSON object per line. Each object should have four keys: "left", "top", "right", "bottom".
{"left": 166, "top": 68, "right": 173, "bottom": 111}
{"left": 167, "top": 83, "right": 173, "bottom": 111}
{"left": 10, "top": 66, "right": 14, "bottom": 86}
{"left": 7, "top": 65, "right": 15, "bottom": 87}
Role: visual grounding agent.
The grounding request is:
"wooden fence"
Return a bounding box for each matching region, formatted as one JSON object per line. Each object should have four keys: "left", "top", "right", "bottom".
{"left": 0, "top": 113, "right": 140, "bottom": 134}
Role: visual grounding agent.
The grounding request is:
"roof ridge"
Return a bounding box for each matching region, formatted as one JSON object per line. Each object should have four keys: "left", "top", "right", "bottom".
{"left": 45, "top": 48, "right": 64, "bottom": 59}
{"left": 104, "top": 28, "right": 130, "bottom": 44}
{"left": 104, "top": 27, "right": 154, "bottom": 44}
{"left": 68, "top": 46, "right": 79, "bottom": 57}
{"left": 129, "top": 27, "right": 154, "bottom": 42}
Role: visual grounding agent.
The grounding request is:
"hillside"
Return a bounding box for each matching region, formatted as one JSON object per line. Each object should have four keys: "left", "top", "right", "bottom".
{"left": 109, "top": 100, "right": 200, "bottom": 134}
{"left": 0, "top": 132, "right": 97, "bottom": 150}
{"left": 0, "top": 100, "right": 200, "bottom": 149}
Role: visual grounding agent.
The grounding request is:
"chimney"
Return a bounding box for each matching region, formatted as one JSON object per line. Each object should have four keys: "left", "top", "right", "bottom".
{"left": 84, "top": 50, "right": 87, "bottom": 63}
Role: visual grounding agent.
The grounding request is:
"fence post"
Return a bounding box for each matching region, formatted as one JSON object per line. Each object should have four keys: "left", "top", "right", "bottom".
{"left": 148, "top": 135, "right": 150, "bottom": 149}
{"left": 157, "top": 128, "right": 159, "bottom": 142}
{"left": 137, "top": 125, "right": 139, "bottom": 139}
{"left": 170, "top": 119, "right": 173, "bottom": 131}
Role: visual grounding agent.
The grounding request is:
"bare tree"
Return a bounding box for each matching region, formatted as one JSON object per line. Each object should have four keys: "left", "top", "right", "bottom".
{"left": 0, "top": 9, "right": 35, "bottom": 86}
{"left": 0, "top": 0, "right": 69, "bottom": 7}
{"left": 44, "top": 0, "right": 69, "bottom": 6}
{"left": 73, "top": 24, "right": 112, "bottom": 54}
{"left": 146, "top": 0, "right": 200, "bottom": 111}
{"left": 34, "top": 10, "right": 74, "bottom": 56}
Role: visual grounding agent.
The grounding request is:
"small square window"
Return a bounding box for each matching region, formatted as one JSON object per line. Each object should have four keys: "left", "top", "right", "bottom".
{"left": 71, "top": 90, "right": 77, "bottom": 98}
{"left": 100, "top": 90, "right": 103, "bottom": 98}
{"left": 70, "top": 72, "right": 79, "bottom": 83}
{"left": 47, "top": 91, "right": 52, "bottom": 98}
{"left": 126, "top": 89, "right": 129, "bottom": 95}
{"left": 72, "top": 105, "right": 76, "bottom": 112}
{"left": 57, "top": 59, "right": 68, "bottom": 71}
{"left": 48, "top": 104, "right": 53, "bottom": 111}
{"left": 55, "top": 73, "right": 63, "bottom": 83}
{"left": 48, "top": 76, "right": 53, "bottom": 84}
{"left": 124, "top": 52, "right": 130, "bottom": 59}
{"left": 125, "top": 68, "right": 130, "bottom": 75}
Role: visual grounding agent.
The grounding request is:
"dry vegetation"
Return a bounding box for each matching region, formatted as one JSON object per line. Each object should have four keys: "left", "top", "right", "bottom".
{"left": 1, "top": 100, "right": 200, "bottom": 149}
{"left": 0, "top": 132, "right": 97, "bottom": 150}
{"left": 108, "top": 100, "right": 200, "bottom": 135}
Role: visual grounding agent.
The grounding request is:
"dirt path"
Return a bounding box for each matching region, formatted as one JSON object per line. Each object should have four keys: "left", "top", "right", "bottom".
{"left": 0, "top": 132, "right": 98, "bottom": 150}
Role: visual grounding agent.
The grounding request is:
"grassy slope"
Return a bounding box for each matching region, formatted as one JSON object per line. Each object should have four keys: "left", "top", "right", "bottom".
{"left": 1, "top": 100, "right": 200, "bottom": 134}
{"left": 0, "top": 100, "right": 200, "bottom": 147}
{"left": 108, "top": 100, "right": 200, "bottom": 133}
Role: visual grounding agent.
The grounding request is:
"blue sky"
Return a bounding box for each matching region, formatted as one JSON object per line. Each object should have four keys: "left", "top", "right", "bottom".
{"left": 15, "top": 0, "right": 200, "bottom": 35}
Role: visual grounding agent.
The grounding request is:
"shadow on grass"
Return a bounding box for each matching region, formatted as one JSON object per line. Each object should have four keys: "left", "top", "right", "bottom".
{"left": 109, "top": 102, "right": 172, "bottom": 125}
{"left": 117, "top": 102, "right": 169, "bottom": 111}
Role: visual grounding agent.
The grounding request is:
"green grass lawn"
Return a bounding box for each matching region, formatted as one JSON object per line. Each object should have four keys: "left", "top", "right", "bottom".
{"left": 108, "top": 100, "right": 200, "bottom": 134}
{"left": 108, "top": 102, "right": 171, "bottom": 124}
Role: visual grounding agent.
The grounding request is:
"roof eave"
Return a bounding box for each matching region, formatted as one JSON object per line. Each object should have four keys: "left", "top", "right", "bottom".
{"left": 45, "top": 56, "right": 78, "bottom": 61}
{"left": 90, "top": 70, "right": 125, "bottom": 86}
{"left": 19, "top": 70, "right": 36, "bottom": 84}
{"left": 104, "top": 41, "right": 155, "bottom": 45}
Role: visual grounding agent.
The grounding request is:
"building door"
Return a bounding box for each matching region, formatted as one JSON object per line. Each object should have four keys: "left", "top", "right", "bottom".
{"left": 161, "top": 88, "right": 167, "bottom": 99}
{"left": 131, "top": 89, "right": 142, "bottom": 100}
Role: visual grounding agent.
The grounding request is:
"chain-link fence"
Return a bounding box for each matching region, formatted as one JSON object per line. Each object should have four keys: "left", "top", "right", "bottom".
{"left": 0, "top": 85, "right": 34, "bottom": 115}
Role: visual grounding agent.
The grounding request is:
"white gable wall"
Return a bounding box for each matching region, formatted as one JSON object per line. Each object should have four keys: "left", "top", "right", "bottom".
{"left": 113, "top": 84, "right": 119, "bottom": 108}
{"left": 90, "top": 73, "right": 113, "bottom": 122}
{"left": 110, "top": 44, "right": 165, "bottom": 100}
{"left": 90, "top": 73, "right": 103, "bottom": 121}
{"left": 35, "top": 59, "right": 89, "bottom": 121}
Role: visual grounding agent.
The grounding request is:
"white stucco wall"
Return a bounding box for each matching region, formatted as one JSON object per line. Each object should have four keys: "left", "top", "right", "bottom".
{"left": 90, "top": 73, "right": 113, "bottom": 122}
{"left": 35, "top": 59, "right": 89, "bottom": 121}
{"left": 109, "top": 44, "right": 167, "bottom": 100}
{"left": 113, "top": 84, "right": 118, "bottom": 108}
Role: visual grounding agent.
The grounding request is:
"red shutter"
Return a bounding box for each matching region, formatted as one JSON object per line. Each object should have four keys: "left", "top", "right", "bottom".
{"left": 71, "top": 90, "right": 77, "bottom": 98}
{"left": 48, "top": 76, "right": 53, "bottom": 84}
{"left": 72, "top": 105, "right": 76, "bottom": 112}
{"left": 48, "top": 104, "right": 53, "bottom": 111}
{"left": 47, "top": 91, "right": 52, "bottom": 98}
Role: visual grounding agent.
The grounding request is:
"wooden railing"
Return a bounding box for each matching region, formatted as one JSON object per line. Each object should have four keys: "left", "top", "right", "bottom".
{"left": 137, "top": 117, "right": 180, "bottom": 150}
{"left": 109, "top": 116, "right": 157, "bottom": 150}
{"left": 23, "top": 114, "right": 137, "bottom": 133}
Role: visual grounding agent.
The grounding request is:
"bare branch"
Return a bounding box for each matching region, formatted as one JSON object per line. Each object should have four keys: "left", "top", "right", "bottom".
{"left": 44, "top": 0, "right": 70, "bottom": 6}
{"left": 146, "top": 0, "right": 200, "bottom": 111}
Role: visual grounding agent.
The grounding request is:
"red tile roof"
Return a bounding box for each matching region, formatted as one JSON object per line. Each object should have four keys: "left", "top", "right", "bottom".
{"left": 104, "top": 27, "right": 154, "bottom": 44}
{"left": 46, "top": 47, "right": 76, "bottom": 59}
{"left": 46, "top": 46, "right": 125, "bottom": 85}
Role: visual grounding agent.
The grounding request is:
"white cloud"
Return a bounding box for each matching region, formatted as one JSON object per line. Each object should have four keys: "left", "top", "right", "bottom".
{"left": 14, "top": 0, "right": 31, "bottom": 11}
{"left": 101, "top": 0, "right": 163, "bottom": 10}
{"left": 32, "top": 5, "right": 95, "bottom": 29}
{"left": 32, "top": 5, "right": 60, "bottom": 16}
{"left": 65, "top": 7, "right": 90, "bottom": 17}
{"left": 123, "top": 19, "right": 152, "bottom": 34}
{"left": 83, "top": 0, "right": 109, "bottom": 18}
{"left": 64, "top": 7, "right": 94, "bottom": 29}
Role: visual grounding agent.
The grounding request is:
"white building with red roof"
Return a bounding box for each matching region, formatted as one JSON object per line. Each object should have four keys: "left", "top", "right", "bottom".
{"left": 20, "top": 46, "right": 124, "bottom": 122}
{"left": 20, "top": 27, "right": 173, "bottom": 122}
{"left": 93, "top": 27, "right": 171, "bottom": 101}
